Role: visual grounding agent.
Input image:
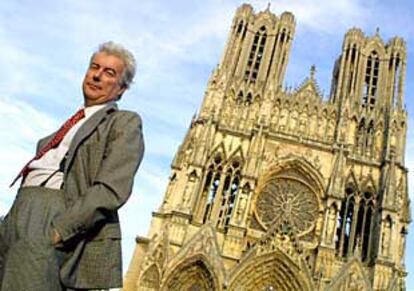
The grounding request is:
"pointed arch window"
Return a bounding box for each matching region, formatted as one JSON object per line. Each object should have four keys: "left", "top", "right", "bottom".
{"left": 350, "top": 44, "right": 357, "bottom": 63}
{"left": 362, "top": 51, "right": 380, "bottom": 109}
{"left": 236, "top": 20, "right": 244, "bottom": 34}
{"left": 236, "top": 92, "right": 253, "bottom": 106}
{"left": 217, "top": 160, "right": 241, "bottom": 229}
{"left": 280, "top": 28, "right": 287, "bottom": 43}
{"left": 347, "top": 44, "right": 358, "bottom": 94}
{"left": 244, "top": 26, "right": 267, "bottom": 83}
{"left": 359, "top": 192, "right": 375, "bottom": 261}
{"left": 336, "top": 187, "right": 376, "bottom": 262}
{"left": 236, "top": 91, "right": 243, "bottom": 104}
{"left": 391, "top": 53, "right": 401, "bottom": 107}
{"left": 336, "top": 187, "right": 355, "bottom": 257}
{"left": 235, "top": 20, "right": 247, "bottom": 39}
{"left": 201, "top": 154, "right": 243, "bottom": 227}
{"left": 202, "top": 154, "right": 223, "bottom": 223}
{"left": 245, "top": 93, "right": 252, "bottom": 104}
{"left": 399, "top": 226, "right": 407, "bottom": 264}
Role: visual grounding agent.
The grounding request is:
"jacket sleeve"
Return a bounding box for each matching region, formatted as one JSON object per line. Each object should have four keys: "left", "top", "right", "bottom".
{"left": 53, "top": 112, "right": 145, "bottom": 243}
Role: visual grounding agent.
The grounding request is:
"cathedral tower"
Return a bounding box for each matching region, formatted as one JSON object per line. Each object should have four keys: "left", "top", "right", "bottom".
{"left": 124, "top": 4, "right": 410, "bottom": 291}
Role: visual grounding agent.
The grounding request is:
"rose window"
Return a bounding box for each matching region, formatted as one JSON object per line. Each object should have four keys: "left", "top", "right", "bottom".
{"left": 255, "top": 178, "right": 318, "bottom": 235}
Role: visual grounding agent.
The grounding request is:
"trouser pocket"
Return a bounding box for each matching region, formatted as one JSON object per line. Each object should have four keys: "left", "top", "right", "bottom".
{"left": 1, "top": 187, "right": 66, "bottom": 291}
{"left": 15, "top": 187, "right": 65, "bottom": 244}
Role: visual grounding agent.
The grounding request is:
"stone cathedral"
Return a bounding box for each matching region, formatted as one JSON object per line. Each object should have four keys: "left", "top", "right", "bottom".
{"left": 124, "top": 4, "right": 410, "bottom": 291}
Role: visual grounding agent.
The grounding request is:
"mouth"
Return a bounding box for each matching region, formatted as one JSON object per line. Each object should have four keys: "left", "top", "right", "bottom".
{"left": 87, "top": 82, "right": 101, "bottom": 90}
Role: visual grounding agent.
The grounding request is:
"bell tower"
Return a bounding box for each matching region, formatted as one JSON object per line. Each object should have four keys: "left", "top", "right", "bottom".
{"left": 124, "top": 4, "right": 410, "bottom": 291}
{"left": 199, "top": 4, "right": 295, "bottom": 120}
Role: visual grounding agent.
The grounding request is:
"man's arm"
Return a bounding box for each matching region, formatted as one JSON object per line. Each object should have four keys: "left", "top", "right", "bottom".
{"left": 52, "top": 112, "right": 144, "bottom": 243}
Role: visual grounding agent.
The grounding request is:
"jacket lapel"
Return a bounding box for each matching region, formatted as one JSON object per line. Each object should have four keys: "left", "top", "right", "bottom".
{"left": 64, "top": 103, "right": 118, "bottom": 174}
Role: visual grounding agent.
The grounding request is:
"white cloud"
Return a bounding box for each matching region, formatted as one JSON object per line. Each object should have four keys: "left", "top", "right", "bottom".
{"left": 0, "top": 99, "right": 57, "bottom": 138}
{"left": 0, "top": 100, "right": 58, "bottom": 212}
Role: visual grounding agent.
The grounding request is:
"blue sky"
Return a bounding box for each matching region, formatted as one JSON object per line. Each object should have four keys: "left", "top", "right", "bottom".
{"left": 0, "top": 0, "right": 413, "bottom": 288}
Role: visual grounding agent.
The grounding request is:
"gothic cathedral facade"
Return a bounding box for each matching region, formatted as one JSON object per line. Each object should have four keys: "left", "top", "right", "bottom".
{"left": 124, "top": 4, "right": 410, "bottom": 290}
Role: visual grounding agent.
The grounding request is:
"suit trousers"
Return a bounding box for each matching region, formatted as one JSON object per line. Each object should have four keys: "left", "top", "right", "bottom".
{"left": 0, "top": 186, "right": 66, "bottom": 291}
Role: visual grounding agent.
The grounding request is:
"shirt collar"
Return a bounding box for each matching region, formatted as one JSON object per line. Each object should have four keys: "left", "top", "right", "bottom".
{"left": 83, "top": 101, "right": 116, "bottom": 119}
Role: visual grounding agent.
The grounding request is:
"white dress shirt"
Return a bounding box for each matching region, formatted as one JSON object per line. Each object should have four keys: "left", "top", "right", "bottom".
{"left": 23, "top": 103, "right": 109, "bottom": 189}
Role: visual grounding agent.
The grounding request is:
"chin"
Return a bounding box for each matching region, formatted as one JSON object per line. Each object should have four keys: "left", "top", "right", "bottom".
{"left": 84, "top": 90, "right": 100, "bottom": 101}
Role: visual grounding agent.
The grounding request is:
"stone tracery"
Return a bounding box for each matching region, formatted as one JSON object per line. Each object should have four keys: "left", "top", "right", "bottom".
{"left": 255, "top": 177, "right": 319, "bottom": 235}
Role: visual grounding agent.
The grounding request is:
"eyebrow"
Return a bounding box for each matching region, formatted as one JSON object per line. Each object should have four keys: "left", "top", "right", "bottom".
{"left": 90, "top": 62, "right": 118, "bottom": 75}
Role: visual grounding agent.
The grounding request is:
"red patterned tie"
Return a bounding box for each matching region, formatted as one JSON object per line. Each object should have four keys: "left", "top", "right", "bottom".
{"left": 10, "top": 108, "right": 85, "bottom": 187}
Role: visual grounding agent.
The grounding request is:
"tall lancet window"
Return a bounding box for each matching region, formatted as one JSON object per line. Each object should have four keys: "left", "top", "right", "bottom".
{"left": 336, "top": 187, "right": 355, "bottom": 257}
{"left": 280, "top": 28, "right": 287, "bottom": 43}
{"left": 217, "top": 160, "right": 241, "bottom": 230}
{"left": 236, "top": 20, "right": 244, "bottom": 34}
{"left": 336, "top": 187, "right": 376, "bottom": 262}
{"left": 362, "top": 51, "right": 380, "bottom": 109}
{"left": 202, "top": 154, "right": 223, "bottom": 223}
{"left": 357, "top": 191, "right": 375, "bottom": 261}
{"left": 347, "top": 44, "right": 358, "bottom": 94}
{"left": 235, "top": 20, "right": 247, "bottom": 39}
{"left": 236, "top": 91, "right": 253, "bottom": 106}
{"left": 244, "top": 26, "right": 267, "bottom": 83}
{"left": 392, "top": 53, "right": 401, "bottom": 107}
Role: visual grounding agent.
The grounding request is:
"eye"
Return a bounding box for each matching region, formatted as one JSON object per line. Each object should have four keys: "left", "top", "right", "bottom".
{"left": 105, "top": 69, "right": 116, "bottom": 77}
{"left": 90, "top": 63, "right": 99, "bottom": 70}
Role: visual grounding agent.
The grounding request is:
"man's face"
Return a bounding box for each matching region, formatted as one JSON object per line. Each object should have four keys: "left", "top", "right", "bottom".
{"left": 82, "top": 52, "right": 127, "bottom": 106}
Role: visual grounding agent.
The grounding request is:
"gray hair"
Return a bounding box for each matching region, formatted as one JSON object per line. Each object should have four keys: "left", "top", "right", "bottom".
{"left": 91, "top": 41, "right": 136, "bottom": 89}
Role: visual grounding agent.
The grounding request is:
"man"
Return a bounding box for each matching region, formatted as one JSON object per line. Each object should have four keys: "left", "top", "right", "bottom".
{"left": 0, "top": 42, "right": 144, "bottom": 290}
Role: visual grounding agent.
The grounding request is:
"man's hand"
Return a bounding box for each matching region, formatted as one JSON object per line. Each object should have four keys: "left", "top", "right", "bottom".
{"left": 51, "top": 228, "right": 62, "bottom": 245}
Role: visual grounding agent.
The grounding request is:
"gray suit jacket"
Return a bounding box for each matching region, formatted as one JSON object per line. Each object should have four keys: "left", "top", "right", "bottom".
{"left": 36, "top": 103, "right": 144, "bottom": 289}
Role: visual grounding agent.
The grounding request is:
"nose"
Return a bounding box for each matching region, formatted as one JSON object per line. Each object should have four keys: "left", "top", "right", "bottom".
{"left": 92, "top": 69, "right": 103, "bottom": 81}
